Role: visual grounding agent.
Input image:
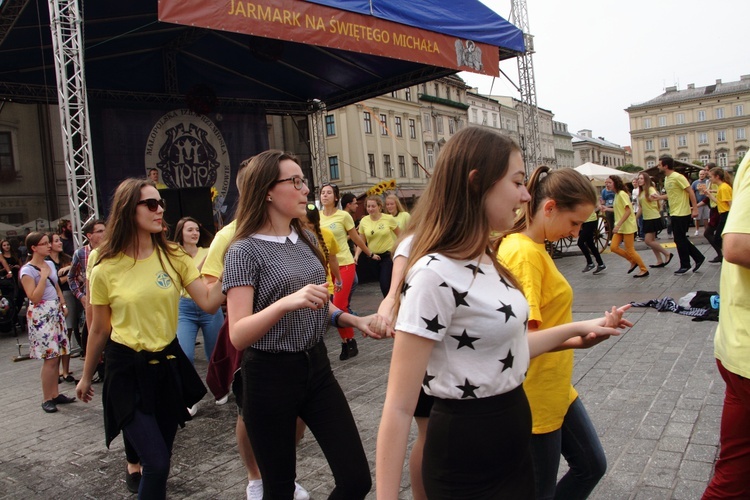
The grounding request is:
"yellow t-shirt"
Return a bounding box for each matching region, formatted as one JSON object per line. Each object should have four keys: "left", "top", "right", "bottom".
{"left": 319, "top": 210, "right": 355, "bottom": 266}
{"left": 497, "top": 233, "right": 577, "bottom": 434}
{"left": 585, "top": 210, "right": 598, "bottom": 223}
{"left": 715, "top": 153, "right": 750, "bottom": 378}
{"left": 319, "top": 227, "right": 339, "bottom": 294}
{"left": 665, "top": 171, "right": 691, "bottom": 216}
{"left": 202, "top": 220, "right": 236, "bottom": 279}
{"left": 89, "top": 246, "right": 200, "bottom": 352}
{"left": 614, "top": 190, "right": 637, "bottom": 234}
{"left": 393, "top": 211, "right": 411, "bottom": 231}
{"left": 180, "top": 247, "right": 208, "bottom": 298}
{"left": 359, "top": 214, "right": 398, "bottom": 254}
{"left": 640, "top": 186, "right": 661, "bottom": 221}
{"left": 716, "top": 182, "right": 733, "bottom": 213}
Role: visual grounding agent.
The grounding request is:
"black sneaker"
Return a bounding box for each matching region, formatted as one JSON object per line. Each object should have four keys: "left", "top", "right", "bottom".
{"left": 582, "top": 263, "right": 595, "bottom": 273}
{"left": 592, "top": 264, "right": 607, "bottom": 275}
{"left": 339, "top": 342, "right": 350, "bottom": 361}
{"left": 693, "top": 256, "right": 706, "bottom": 272}
{"left": 709, "top": 256, "right": 723, "bottom": 263}
{"left": 674, "top": 267, "right": 690, "bottom": 275}
{"left": 52, "top": 394, "right": 76, "bottom": 404}
{"left": 125, "top": 469, "right": 142, "bottom": 494}
{"left": 347, "top": 338, "right": 359, "bottom": 358}
{"left": 42, "top": 400, "right": 58, "bottom": 413}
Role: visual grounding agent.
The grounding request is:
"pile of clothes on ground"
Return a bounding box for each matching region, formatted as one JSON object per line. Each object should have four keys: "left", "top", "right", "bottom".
{"left": 630, "top": 290, "right": 719, "bottom": 322}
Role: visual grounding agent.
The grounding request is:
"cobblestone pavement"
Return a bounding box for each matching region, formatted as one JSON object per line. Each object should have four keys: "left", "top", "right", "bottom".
{"left": 0, "top": 236, "right": 724, "bottom": 499}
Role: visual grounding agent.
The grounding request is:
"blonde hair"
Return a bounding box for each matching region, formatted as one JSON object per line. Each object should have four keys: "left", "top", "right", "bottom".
{"left": 385, "top": 194, "right": 407, "bottom": 215}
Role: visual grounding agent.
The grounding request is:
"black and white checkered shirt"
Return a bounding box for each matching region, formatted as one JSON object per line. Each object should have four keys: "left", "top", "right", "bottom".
{"left": 222, "top": 229, "right": 329, "bottom": 352}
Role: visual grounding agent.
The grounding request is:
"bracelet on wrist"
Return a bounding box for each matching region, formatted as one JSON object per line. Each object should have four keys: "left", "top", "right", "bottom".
{"left": 330, "top": 310, "right": 345, "bottom": 328}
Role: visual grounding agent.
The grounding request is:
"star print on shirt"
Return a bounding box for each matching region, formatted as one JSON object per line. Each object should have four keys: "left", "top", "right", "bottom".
{"left": 401, "top": 281, "right": 411, "bottom": 296}
{"left": 523, "top": 315, "right": 529, "bottom": 331}
{"left": 423, "top": 373, "right": 435, "bottom": 389}
{"left": 451, "top": 329, "right": 479, "bottom": 349}
{"left": 451, "top": 288, "right": 469, "bottom": 307}
{"left": 439, "top": 282, "right": 448, "bottom": 287}
{"left": 497, "top": 301, "right": 516, "bottom": 323}
{"left": 499, "top": 349, "right": 514, "bottom": 371}
{"left": 422, "top": 315, "right": 445, "bottom": 333}
{"left": 456, "top": 378, "right": 480, "bottom": 398}
{"left": 465, "top": 263, "right": 485, "bottom": 275}
{"left": 426, "top": 255, "right": 440, "bottom": 266}
{"left": 499, "top": 275, "right": 511, "bottom": 289}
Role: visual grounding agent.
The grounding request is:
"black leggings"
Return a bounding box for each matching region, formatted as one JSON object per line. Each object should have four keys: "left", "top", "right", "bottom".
{"left": 705, "top": 211, "right": 729, "bottom": 257}
{"left": 577, "top": 220, "right": 603, "bottom": 266}
{"left": 242, "top": 342, "right": 371, "bottom": 499}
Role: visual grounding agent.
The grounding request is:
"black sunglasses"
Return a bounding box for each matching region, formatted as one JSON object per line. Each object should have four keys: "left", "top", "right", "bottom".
{"left": 137, "top": 198, "right": 166, "bottom": 212}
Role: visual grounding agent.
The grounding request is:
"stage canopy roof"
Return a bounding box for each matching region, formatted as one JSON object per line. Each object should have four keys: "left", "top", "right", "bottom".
{"left": 0, "top": 0, "right": 524, "bottom": 114}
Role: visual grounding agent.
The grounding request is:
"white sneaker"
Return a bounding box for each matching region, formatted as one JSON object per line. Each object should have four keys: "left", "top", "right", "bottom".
{"left": 246, "top": 479, "right": 263, "bottom": 500}
{"left": 187, "top": 404, "right": 198, "bottom": 417}
{"left": 694, "top": 230, "right": 700, "bottom": 236}
{"left": 294, "top": 482, "right": 310, "bottom": 500}
{"left": 215, "top": 394, "right": 229, "bottom": 405}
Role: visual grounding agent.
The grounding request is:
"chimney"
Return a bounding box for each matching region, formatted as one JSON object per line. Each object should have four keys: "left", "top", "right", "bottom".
{"left": 716, "top": 79, "right": 722, "bottom": 85}
{"left": 687, "top": 83, "right": 695, "bottom": 89}
{"left": 665, "top": 86, "right": 677, "bottom": 92}
{"left": 578, "top": 129, "right": 592, "bottom": 138}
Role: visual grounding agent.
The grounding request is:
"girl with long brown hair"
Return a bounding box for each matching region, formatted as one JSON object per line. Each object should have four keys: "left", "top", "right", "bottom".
{"left": 46, "top": 232, "right": 76, "bottom": 383}
{"left": 635, "top": 171, "right": 673, "bottom": 268}
{"left": 223, "top": 150, "right": 384, "bottom": 499}
{"left": 75, "top": 178, "right": 224, "bottom": 498}
{"left": 604, "top": 175, "right": 649, "bottom": 277}
{"left": 701, "top": 167, "right": 734, "bottom": 262}
{"left": 376, "top": 128, "right": 628, "bottom": 499}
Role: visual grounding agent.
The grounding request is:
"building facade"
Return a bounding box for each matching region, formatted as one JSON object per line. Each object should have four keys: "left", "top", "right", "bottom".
{"left": 572, "top": 129, "right": 628, "bottom": 167}
{"left": 626, "top": 75, "right": 750, "bottom": 169}
{"left": 552, "top": 120, "right": 575, "bottom": 169}
{"left": 467, "top": 90, "right": 520, "bottom": 143}
{"left": 491, "top": 96, "right": 556, "bottom": 167}
{"left": 417, "top": 75, "right": 469, "bottom": 172}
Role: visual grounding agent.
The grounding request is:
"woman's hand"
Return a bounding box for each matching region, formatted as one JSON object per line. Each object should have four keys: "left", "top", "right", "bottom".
{"left": 76, "top": 378, "right": 94, "bottom": 403}
{"left": 282, "top": 284, "right": 329, "bottom": 312}
{"left": 371, "top": 253, "right": 381, "bottom": 261}
{"left": 39, "top": 264, "right": 51, "bottom": 280}
{"left": 601, "top": 304, "right": 632, "bottom": 329}
{"left": 333, "top": 280, "right": 343, "bottom": 293}
{"left": 356, "top": 313, "right": 389, "bottom": 339}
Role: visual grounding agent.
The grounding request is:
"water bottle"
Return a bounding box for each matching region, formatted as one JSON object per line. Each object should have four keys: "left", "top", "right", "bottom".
{"left": 710, "top": 294, "right": 720, "bottom": 309}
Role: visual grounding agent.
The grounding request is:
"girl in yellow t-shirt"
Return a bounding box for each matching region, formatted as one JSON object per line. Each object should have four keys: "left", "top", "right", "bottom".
{"left": 75, "top": 178, "right": 225, "bottom": 498}
{"left": 357, "top": 196, "right": 400, "bottom": 297}
{"left": 605, "top": 175, "right": 648, "bottom": 277}
{"left": 302, "top": 203, "right": 342, "bottom": 296}
{"left": 702, "top": 167, "right": 733, "bottom": 262}
{"left": 497, "top": 166, "right": 631, "bottom": 499}
{"left": 636, "top": 171, "right": 673, "bottom": 268}
{"left": 385, "top": 194, "right": 411, "bottom": 231}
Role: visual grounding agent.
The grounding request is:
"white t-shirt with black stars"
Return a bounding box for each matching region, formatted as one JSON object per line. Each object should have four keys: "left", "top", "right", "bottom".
{"left": 395, "top": 253, "right": 529, "bottom": 400}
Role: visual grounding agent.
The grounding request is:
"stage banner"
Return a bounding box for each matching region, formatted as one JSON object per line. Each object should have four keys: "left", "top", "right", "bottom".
{"left": 159, "top": 0, "right": 499, "bottom": 76}
{"left": 89, "top": 104, "right": 268, "bottom": 223}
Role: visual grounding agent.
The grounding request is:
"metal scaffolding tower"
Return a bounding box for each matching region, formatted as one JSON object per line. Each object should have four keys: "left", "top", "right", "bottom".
{"left": 510, "top": 0, "right": 542, "bottom": 175}
{"left": 309, "top": 100, "right": 329, "bottom": 188}
{"left": 48, "top": 0, "right": 99, "bottom": 246}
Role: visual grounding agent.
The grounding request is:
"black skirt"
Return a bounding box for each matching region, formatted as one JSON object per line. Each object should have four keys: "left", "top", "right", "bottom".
{"left": 642, "top": 217, "right": 664, "bottom": 234}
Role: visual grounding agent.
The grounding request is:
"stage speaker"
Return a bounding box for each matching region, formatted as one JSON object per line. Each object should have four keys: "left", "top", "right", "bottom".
{"left": 158, "top": 187, "right": 214, "bottom": 237}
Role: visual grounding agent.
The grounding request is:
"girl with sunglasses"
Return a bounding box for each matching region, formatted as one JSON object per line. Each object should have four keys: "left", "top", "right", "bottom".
{"left": 223, "top": 150, "right": 385, "bottom": 499}
{"left": 76, "top": 179, "right": 225, "bottom": 498}
{"left": 376, "top": 128, "right": 629, "bottom": 499}
{"left": 320, "top": 182, "right": 375, "bottom": 360}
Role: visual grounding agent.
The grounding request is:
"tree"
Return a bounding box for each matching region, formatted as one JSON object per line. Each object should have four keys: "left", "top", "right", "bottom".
{"left": 617, "top": 164, "right": 642, "bottom": 173}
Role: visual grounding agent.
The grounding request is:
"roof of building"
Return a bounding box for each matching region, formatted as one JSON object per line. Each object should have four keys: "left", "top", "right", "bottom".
{"left": 627, "top": 76, "right": 750, "bottom": 110}
{"left": 571, "top": 133, "right": 622, "bottom": 150}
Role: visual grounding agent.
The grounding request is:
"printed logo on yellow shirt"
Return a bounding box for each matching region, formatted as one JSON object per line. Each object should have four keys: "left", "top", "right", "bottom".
{"left": 155, "top": 271, "right": 172, "bottom": 289}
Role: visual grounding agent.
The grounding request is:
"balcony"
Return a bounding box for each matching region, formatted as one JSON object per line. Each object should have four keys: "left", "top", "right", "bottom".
{"left": 418, "top": 94, "right": 469, "bottom": 110}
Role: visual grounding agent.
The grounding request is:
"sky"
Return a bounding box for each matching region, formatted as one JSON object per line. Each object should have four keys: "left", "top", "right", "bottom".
{"left": 460, "top": 0, "right": 750, "bottom": 147}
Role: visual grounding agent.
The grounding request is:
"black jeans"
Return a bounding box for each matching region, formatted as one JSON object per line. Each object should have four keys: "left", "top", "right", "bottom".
{"left": 577, "top": 220, "right": 603, "bottom": 266}
{"left": 705, "top": 211, "right": 728, "bottom": 258}
{"left": 242, "top": 341, "right": 371, "bottom": 499}
{"left": 122, "top": 409, "right": 178, "bottom": 499}
{"left": 671, "top": 214, "right": 704, "bottom": 268}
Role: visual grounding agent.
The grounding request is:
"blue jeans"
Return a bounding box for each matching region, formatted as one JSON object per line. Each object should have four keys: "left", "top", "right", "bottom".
{"left": 530, "top": 397, "right": 606, "bottom": 500}
{"left": 176, "top": 297, "right": 224, "bottom": 364}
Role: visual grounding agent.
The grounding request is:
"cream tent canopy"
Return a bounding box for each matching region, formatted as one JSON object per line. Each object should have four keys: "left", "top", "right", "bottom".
{"left": 574, "top": 162, "right": 637, "bottom": 186}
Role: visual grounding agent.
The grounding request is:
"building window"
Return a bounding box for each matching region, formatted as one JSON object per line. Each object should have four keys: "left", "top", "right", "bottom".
{"left": 412, "top": 156, "right": 420, "bottom": 177}
{"left": 646, "top": 160, "right": 656, "bottom": 168}
{"left": 380, "top": 114, "right": 388, "bottom": 135}
{"left": 423, "top": 113, "right": 431, "bottom": 132}
{"left": 699, "top": 132, "right": 708, "bottom": 144}
{"left": 645, "top": 139, "right": 654, "bottom": 151}
{"left": 448, "top": 118, "right": 455, "bottom": 135}
{"left": 368, "top": 153, "right": 376, "bottom": 177}
{"left": 678, "top": 134, "right": 687, "bottom": 147}
{"left": 737, "top": 128, "right": 746, "bottom": 140}
{"left": 364, "top": 112, "right": 372, "bottom": 134}
{"left": 659, "top": 138, "right": 669, "bottom": 149}
{"left": 0, "top": 132, "right": 15, "bottom": 178}
{"left": 717, "top": 130, "right": 727, "bottom": 142}
{"left": 658, "top": 116, "right": 666, "bottom": 127}
{"left": 328, "top": 156, "right": 340, "bottom": 180}
{"left": 736, "top": 104, "right": 744, "bottom": 116}
{"left": 700, "top": 154, "right": 709, "bottom": 165}
{"left": 718, "top": 152, "right": 728, "bottom": 167}
{"left": 391, "top": 91, "right": 398, "bottom": 98}
{"left": 325, "top": 114, "right": 335, "bottom": 136}
{"left": 436, "top": 116, "right": 443, "bottom": 134}
{"left": 434, "top": 83, "right": 439, "bottom": 97}
{"left": 395, "top": 116, "right": 402, "bottom": 137}
{"left": 405, "top": 88, "right": 411, "bottom": 101}
{"left": 482, "top": 111, "right": 488, "bottom": 125}
{"left": 446, "top": 87, "right": 451, "bottom": 101}
{"left": 493, "top": 114, "right": 498, "bottom": 128}
{"left": 409, "top": 119, "right": 416, "bottom": 139}
{"left": 427, "top": 147, "right": 434, "bottom": 169}
{"left": 398, "top": 155, "right": 406, "bottom": 177}
{"left": 716, "top": 108, "right": 725, "bottom": 119}
{"left": 697, "top": 110, "right": 706, "bottom": 122}
{"left": 643, "top": 118, "right": 652, "bottom": 129}
{"left": 383, "top": 154, "right": 392, "bottom": 177}
{"left": 472, "top": 109, "right": 478, "bottom": 123}
{"left": 676, "top": 113, "right": 685, "bottom": 125}
{"left": 738, "top": 150, "right": 747, "bottom": 162}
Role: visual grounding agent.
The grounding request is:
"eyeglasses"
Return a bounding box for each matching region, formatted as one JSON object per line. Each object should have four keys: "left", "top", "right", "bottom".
{"left": 137, "top": 198, "right": 166, "bottom": 212}
{"left": 306, "top": 203, "right": 318, "bottom": 211}
{"left": 321, "top": 182, "right": 337, "bottom": 189}
{"left": 272, "top": 176, "right": 308, "bottom": 190}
